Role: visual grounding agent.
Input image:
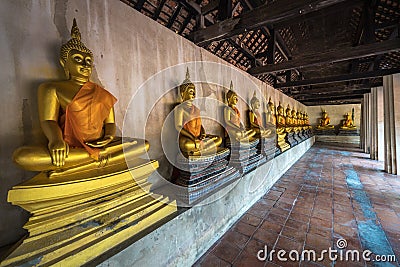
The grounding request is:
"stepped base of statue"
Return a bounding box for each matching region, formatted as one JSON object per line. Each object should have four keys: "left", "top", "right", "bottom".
{"left": 1, "top": 158, "right": 177, "bottom": 267}
{"left": 314, "top": 127, "right": 336, "bottom": 136}
{"left": 302, "top": 129, "right": 310, "bottom": 139}
{"left": 173, "top": 148, "right": 240, "bottom": 204}
{"left": 297, "top": 130, "right": 306, "bottom": 142}
{"left": 257, "top": 137, "right": 276, "bottom": 162}
{"left": 338, "top": 128, "right": 359, "bottom": 136}
{"left": 277, "top": 133, "right": 290, "bottom": 153}
{"left": 285, "top": 132, "right": 298, "bottom": 147}
{"left": 227, "top": 138, "right": 266, "bottom": 174}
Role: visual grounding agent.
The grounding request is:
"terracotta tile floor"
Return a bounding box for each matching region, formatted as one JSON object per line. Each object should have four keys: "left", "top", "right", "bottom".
{"left": 194, "top": 142, "right": 400, "bottom": 267}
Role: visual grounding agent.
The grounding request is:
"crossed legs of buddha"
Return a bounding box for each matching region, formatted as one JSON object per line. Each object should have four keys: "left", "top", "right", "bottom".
{"left": 179, "top": 135, "right": 222, "bottom": 156}
{"left": 13, "top": 137, "right": 149, "bottom": 177}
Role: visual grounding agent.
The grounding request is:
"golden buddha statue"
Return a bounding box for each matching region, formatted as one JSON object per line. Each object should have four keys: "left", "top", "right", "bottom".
{"left": 275, "top": 102, "right": 290, "bottom": 151}
{"left": 224, "top": 82, "right": 256, "bottom": 142}
{"left": 284, "top": 105, "right": 293, "bottom": 133}
{"left": 249, "top": 91, "right": 272, "bottom": 138}
{"left": 266, "top": 97, "right": 276, "bottom": 126}
{"left": 316, "top": 110, "right": 334, "bottom": 130}
{"left": 340, "top": 113, "right": 357, "bottom": 130}
{"left": 13, "top": 19, "right": 148, "bottom": 177}
{"left": 174, "top": 69, "right": 222, "bottom": 156}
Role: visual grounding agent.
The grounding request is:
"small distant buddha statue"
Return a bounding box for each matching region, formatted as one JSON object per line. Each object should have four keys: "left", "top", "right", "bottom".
{"left": 297, "top": 111, "right": 303, "bottom": 127}
{"left": 276, "top": 103, "right": 287, "bottom": 132}
{"left": 266, "top": 97, "right": 276, "bottom": 126}
{"left": 316, "top": 110, "right": 334, "bottom": 130}
{"left": 13, "top": 19, "right": 148, "bottom": 176}
{"left": 249, "top": 92, "right": 273, "bottom": 138}
{"left": 174, "top": 69, "right": 222, "bottom": 157}
{"left": 224, "top": 82, "right": 256, "bottom": 142}
{"left": 340, "top": 113, "right": 357, "bottom": 130}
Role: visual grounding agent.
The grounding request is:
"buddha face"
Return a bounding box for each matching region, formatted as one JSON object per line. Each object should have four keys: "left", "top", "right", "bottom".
{"left": 277, "top": 106, "right": 284, "bottom": 115}
{"left": 64, "top": 49, "right": 93, "bottom": 79}
{"left": 322, "top": 113, "right": 327, "bottom": 119}
{"left": 268, "top": 103, "right": 275, "bottom": 114}
{"left": 182, "top": 85, "right": 196, "bottom": 102}
{"left": 252, "top": 99, "right": 260, "bottom": 110}
{"left": 286, "top": 108, "right": 291, "bottom": 117}
{"left": 228, "top": 93, "right": 238, "bottom": 106}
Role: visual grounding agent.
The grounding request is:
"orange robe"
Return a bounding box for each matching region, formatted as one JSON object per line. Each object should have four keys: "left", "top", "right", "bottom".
{"left": 183, "top": 105, "right": 202, "bottom": 138}
{"left": 60, "top": 82, "right": 117, "bottom": 160}
{"left": 227, "top": 106, "right": 241, "bottom": 131}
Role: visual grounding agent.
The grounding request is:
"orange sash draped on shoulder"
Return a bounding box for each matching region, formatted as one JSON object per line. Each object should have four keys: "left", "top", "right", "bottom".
{"left": 60, "top": 82, "right": 117, "bottom": 160}
{"left": 183, "top": 105, "right": 202, "bottom": 138}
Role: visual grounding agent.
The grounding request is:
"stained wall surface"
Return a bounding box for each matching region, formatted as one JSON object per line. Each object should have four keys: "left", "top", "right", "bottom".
{"left": 0, "top": 0, "right": 307, "bottom": 247}
{"left": 307, "top": 104, "right": 362, "bottom": 128}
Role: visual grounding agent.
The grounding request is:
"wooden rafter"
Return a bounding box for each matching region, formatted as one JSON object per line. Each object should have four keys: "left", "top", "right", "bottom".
{"left": 248, "top": 39, "right": 400, "bottom": 75}
{"left": 189, "top": 0, "right": 350, "bottom": 45}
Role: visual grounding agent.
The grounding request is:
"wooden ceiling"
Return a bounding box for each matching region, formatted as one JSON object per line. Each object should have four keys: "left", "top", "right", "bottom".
{"left": 121, "top": 0, "right": 400, "bottom": 105}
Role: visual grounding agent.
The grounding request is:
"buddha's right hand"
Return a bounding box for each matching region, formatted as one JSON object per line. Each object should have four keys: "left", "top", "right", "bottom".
{"left": 48, "top": 139, "right": 69, "bottom": 167}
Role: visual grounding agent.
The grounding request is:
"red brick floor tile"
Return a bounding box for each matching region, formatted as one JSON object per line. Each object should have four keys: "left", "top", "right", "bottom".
{"left": 212, "top": 242, "right": 241, "bottom": 264}
{"left": 240, "top": 213, "right": 263, "bottom": 227}
{"left": 309, "top": 217, "right": 332, "bottom": 229}
{"left": 288, "top": 212, "right": 310, "bottom": 223}
{"left": 234, "top": 221, "right": 257, "bottom": 237}
{"left": 281, "top": 225, "right": 307, "bottom": 243}
{"left": 305, "top": 233, "right": 332, "bottom": 250}
{"left": 285, "top": 219, "right": 308, "bottom": 231}
{"left": 260, "top": 220, "right": 284, "bottom": 235}
{"left": 253, "top": 228, "right": 279, "bottom": 247}
{"left": 195, "top": 253, "right": 231, "bottom": 267}
{"left": 266, "top": 213, "right": 288, "bottom": 225}
{"left": 221, "top": 230, "right": 251, "bottom": 250}
{"left": 234, "top": 250, "right": 266, "bottom": 267}
{"left": 308, "top": 225, "right": 331, "bottom": 239}
{"left": 276, "top": 236, "right": 304, "bottom": 252}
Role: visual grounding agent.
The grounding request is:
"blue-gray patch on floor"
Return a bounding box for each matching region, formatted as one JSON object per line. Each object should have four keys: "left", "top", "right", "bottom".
{"left": 344, "top": 165, "right": 397, "bottom": 266}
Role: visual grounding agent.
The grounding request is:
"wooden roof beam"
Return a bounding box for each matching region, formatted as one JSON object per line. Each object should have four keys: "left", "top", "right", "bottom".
{"left": 274, "top": 68, "right": 399, "bottom": 88}
{"left": 303, "top": 99, "right": 362, "bottom": 106}
{"left": 248, "top": 39, "right": 400, "bottom": 75}
{"left": 189, "top": 0, "right": 350, "bottom": 46}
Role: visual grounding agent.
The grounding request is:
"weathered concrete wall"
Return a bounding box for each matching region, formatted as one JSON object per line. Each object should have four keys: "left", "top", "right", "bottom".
{"left": 0, "top": 0, "right": 307, "bottom": 248}
{"left": 307, "top": 104, "right": 361, "bottom": 128}
{"left": 99, "top": 137, "right": 315, "bottom": 267}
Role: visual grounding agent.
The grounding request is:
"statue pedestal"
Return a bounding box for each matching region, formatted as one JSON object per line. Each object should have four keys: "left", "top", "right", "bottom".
{"left": 338, "top": 128, "right": 359, "bottom": 136}
{"left": 286, "top": 132, "right": 298, "bottom": 147}
{"left": 277, "top": 134, "right": 290, "bottom": 153}
{"left": 258, "top": 137, "right": 276, "bottom": 162}
{"left": 314, "top": 128, "right": 336, "bottom": 136}
{"left": 227, "top": 139, "right": 266, "bottom": 174}
{"left": 173, "top": 148, "right": 240, "bottom": 204}
{"left": 1, "top": 159, "right": 177, "bottom": 267}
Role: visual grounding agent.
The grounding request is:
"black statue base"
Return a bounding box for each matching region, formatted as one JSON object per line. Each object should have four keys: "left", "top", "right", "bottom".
{"left": 227, "top": 138, "right": 266, "bottom": 174}
{"left": 173, "top": 148, "right": 240, "bottom": 204}
{"left": 337, "top": 128, "right": 359, "bottom": 136}
{"left": 258, "top": 137, "right": 276, "bottom": 162}
{"left": 286, "top": 132, "right": 298, "bottom": 147}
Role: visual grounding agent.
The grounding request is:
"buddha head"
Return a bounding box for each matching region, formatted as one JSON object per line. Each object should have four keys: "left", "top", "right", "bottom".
{"left": 60, "top": 19, "right": 94, "bottom": 80}
{"left": 226, "top": 81, "right": 238, "bottom": 106}
{"left": 297, "top": 111, "right": 301, "bottom": 119}
{"left": 322, "top": 110, "right": 328, "bottom": 119}
{"left": 250, "top": 91, "right": 260, "bottom": 111}
{"left": 277, "top": 102, "right": 284, "bottom": 116}
{"left": 285, "top": 105, "right": 292, "bottom": 118}
{"left": 291, "top": 109, "right": 296, "bottom": 118}
{"left": 267, "top": 97, "right": 275, "bottom": 115}
{"left": 179, "top": 68, "right": 196, "bottom": 102}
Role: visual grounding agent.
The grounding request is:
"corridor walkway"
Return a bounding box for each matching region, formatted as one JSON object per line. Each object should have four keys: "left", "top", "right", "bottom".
{"left": 194, "top": 142, "right": 400, "bottom": 267}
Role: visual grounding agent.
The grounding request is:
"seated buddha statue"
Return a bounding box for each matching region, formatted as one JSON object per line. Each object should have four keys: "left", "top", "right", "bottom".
{"left": 174, "top": 69, "right": 222, "bottom": 157}
{"left": 13, "top": 19, "right": 148, "bottom": 177}
{"left": 248, "top": 92, "right": 273, "bottom": 138}
{"left": 266, "top": 97, "right": 276, "bottom": 126}
{"left": 316, "top": 110, "right": 334, "bottom": 130}
{"left": 224, "top": 82, "right": 256, "bottom": 142}
{"left": 276, "top": 103, "right": 287, "bottom": 133}
{"left": 284, "top": 105, "right": 293, "bottom": 133}
{"left": 340, "top": 113, "right": 357, "bottom": 130}
{"left": 291, "top": 109, "right": 300, "bottom": 132}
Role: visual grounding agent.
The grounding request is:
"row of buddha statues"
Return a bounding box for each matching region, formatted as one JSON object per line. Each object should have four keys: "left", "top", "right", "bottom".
{"left": 316, "top": 110, "right": 357, "bottom": 131}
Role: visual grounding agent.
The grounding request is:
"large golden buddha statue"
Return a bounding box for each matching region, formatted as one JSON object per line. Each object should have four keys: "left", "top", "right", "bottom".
{"left": 275, "top": 102, "right": 290, "bottom": 151}
{"left": 340, "top": 113, "right": 357, "bottom": 130}
{"left": 174, "top": 69, "right": 222, "bottom": 157}
{"left": 224, "top": 82, "right": 256, "bottom": 142}
{"left": 316, "top": 110, "right": 334, "bottom": 130}
{"left": 13, "top": 19, "right": 147, "bottom": 177}
{"left": 249, "top": 92, "right": 272, "bottom": 138}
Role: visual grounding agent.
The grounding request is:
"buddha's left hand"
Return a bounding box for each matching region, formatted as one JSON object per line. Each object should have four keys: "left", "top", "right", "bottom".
{"left": 85, "top": 135, "right": 114, "bottom": 148}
